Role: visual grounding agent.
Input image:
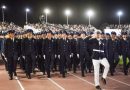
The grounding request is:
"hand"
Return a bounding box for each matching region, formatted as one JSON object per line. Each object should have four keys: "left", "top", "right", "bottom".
{"left": 70, "top": 55, "right": 72, "bottom": 58}
{"left": 18, "top": 57, "right": 20, "bottom": 61}
{"left": 55, "top": 54, "right": 57, "bottom": 58}
{"left": 58, "top": 55, "right": 60, "bottom": 58}
{"left": 23, "top": 56, "right": 25, "bottom": 59}
{"left": 77, "top": 54, "right": 79, "bottom": 58}
{"left": 43, "top": 55, "right": 45, "bottom": 59}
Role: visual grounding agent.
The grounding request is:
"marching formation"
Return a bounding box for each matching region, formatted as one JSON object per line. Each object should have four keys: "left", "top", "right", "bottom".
{"left": 0, "top": 23, "right": 130, "bottom": 90}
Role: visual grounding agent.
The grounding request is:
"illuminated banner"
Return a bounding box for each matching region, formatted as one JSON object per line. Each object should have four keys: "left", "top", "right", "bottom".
{"left": 104, "top": 29, "right": 121, "bottom": 36}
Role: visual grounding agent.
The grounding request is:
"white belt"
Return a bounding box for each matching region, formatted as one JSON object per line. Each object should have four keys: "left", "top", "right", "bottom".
{"left": 93, "top": 49, "right": 104, "bottom": 52}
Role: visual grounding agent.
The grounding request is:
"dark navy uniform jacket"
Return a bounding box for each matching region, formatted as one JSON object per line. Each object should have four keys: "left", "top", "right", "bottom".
{"left": 59, "top": 39, "right": 69, "bottom": 55}
{"left": 89, "top": 38, "right": 106, "bottom": 60}
{"left": 71, "top": 39, "right": 79, "bottom": 54}
{"left": 4, "top": 38, "right": 18, "bottom": 57}
{"left": 35, "top": 39, "right": 43, "bottom": 55}
{"left": 22, "top": 38, "right": 36, "bottom": 56}
{"left": 79, "top": 38, "right": 89, "bottom": 55}
{"left": 106, "top": 39, "right": 121, "bottom": 56}
{"left": 120, "top": 38, "right": 130, "bottom": 55}
{"left": 44, "top": 38, "right": 54, "bottom": 55}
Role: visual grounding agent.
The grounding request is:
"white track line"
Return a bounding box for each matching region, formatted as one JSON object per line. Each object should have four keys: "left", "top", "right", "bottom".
{"left": 69, "top": 73, "right": 94, "bottom": 86}
{"left": 117, "top": 71, "right": 130, "bottom": 76}
{"left": 108, "top": 77, "right": 130, "bottom": 87}
{"left": 48, "top": 78, "right": 65, "bottom": 90}
{"left": 15, "top": 76, "right": 25, "bottom": 90}
{"left": 70, "top": 73, "right": 107, "bottom": 90}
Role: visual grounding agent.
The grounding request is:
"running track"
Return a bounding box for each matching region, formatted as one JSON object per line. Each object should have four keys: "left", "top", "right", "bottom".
{"left": 0, "top": 65, "right": 130, "bottom": 90}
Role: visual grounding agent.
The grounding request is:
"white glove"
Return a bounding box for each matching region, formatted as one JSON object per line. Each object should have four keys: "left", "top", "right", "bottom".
{"left": 5, "top": 58, "right": 7, "bottom": 62}
{"left": 77, "top": 54, "right": 79, "bottom": 58}
{"left": 70, "top": 55, "right": 72, "bottom": 58}
{"left": 18, "top": 57, "right": 20, "bottom": 61}
{"left": 55, "top": 54, "right": 57, "bottom": 58}
{"left": 58, "top": 55, "right": 60, "bottom": 58}
{"left": 23, "top": 56, "right": 25, "bottom": 59}
{"left": 43, "top": 55, "right": 45, "bottom": 59}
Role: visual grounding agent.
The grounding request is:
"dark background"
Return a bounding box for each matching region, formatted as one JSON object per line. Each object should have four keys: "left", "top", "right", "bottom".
{"left": 0, "top": 0, "right": 130, "bottom": 27}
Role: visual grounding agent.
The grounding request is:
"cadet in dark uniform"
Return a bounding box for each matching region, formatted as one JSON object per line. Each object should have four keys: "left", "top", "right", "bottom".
{"left": 53, "top": 32, "right": 59, "bottom": 72}
{"left": 59, "top": 31, "right": 70, "bottom": 78}
{"left": 22, "top": 29, "right": 36, "bottom": 79}
{"left": 44, "top": 30, "right": 54, "bottom": 78}
{"left": 71, "top": 32, "right": 80, "bottom": 73}
{"left": 67, "top": 32, "right": 73, "bottom": 71}
{"left": 79, "top": 31, "right": 90, "bottom": 77}
{"left": 120, "top": 32, "right": 130, "bottom": 75}
{"left": 107, "top": 32, "right": 120, "bottom": 76}
{"left": 35, "top": 33, "right": 43, "bottom": 72}
{"left": 15, "top": 33, "right": 23, "bottom": 70}
{"left": 4, "top": 30, "right": 18, "bottom": 80}
{"left": 41, "top": 31, "right": 46, "bottom": 75}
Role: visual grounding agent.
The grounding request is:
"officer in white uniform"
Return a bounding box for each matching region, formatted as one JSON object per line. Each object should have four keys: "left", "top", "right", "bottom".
{"left": 90, "top": 31, "right": 110, "bottom": 90}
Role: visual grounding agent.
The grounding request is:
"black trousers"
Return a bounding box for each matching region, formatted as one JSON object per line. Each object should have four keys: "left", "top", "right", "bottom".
{"left": 45, "top": 53, "right": 54, "bottom": 77}
{"left": 72, "top": 53, "right": 79, "bottom": 73}
{"left": 25, "top": 54, "right": 35, "bottom": 74}
{"left": 60, "top": 53, "right": 70, "bottom": 77}
{"left": 108, "top": 52, "right": 119, "bottom": 75}
{"left": 37, "top": 55, "right": 46, "bottom": 73}
{"left": 122, "top": 53, "right": 130, "bottom": 74}
{"left": 80, "top": 52, "right": 89, "bottom": 76}
{"left": 7, "top": 55, "right": 17, "bottom": 76}
{"left": 19, "top": 56, "right": 25, "bottom": 70}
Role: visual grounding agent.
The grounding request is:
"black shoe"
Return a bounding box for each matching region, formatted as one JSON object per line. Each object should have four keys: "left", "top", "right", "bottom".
{"left": 33, "top": 71, "right": 36, "bottom": 74}
{"left": 124, "top": 72, "right": 128, "bottom": 76}
{"left": 82, "top": 74, "right": 85, "bottom": 77}
{"left": 9, "top": 74, "right": 13, "bottom": 80}
{"left": 9, "top": 76, "right": 13, "bottom": 80}
{"left": 43, "top": 72, "right": 46, "bottom": 75}
{"left": 82, "top": 73, "right": 85, "bottom": 77}
{"left": 26, "top": 74, "right": 31, "bottom": 79}
{"left": 95, "top": 86, "right": 102, "bottom": 90}
{"left": 73, "top": 70, "right": 76, "bottom": 73}
{"left": 89, "top": 70, "right": 91, "bottom": 73}
{"left": 28, "top": 74, "right": 31, "bottom": 79}
{"left": 62, "top": 74, "right": 65, "bottom": 78}
{"left": 111, "top": 73, "right": 114, "bottom": 76}
{"left": 47, "top": 75, "right": 51, "bottom": 78}
{"left": 101, "top": 77, "right": 106, "bottom": 85}
{"left": 14, "top": 72, "right": 17, "bottom": 76}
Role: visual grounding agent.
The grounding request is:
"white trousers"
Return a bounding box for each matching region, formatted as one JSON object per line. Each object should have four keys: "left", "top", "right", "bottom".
{"left": 92, "top": 58, "right": 110, "bottom": 86}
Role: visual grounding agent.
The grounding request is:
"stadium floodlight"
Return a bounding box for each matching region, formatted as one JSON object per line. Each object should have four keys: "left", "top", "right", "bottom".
{"left": 117, "top": 11, "right": 123, "bottom": 25}
{"left": 26, "top": 8, "right": 30, "bottom": 12}
{"left": 2, "top": 5, "right": 6, "bottom": 9}
{"left": 25, "top": 8, "right": 30, "bottom": 24}
{"left": 1, "top": 5, "right": 7, "bottom": 22}
{"left": 64, "top": 9, "right": 72, "bottom": 25}
{"left": 86, "top": 9, "right": 94, "bottom": 26}
{"left": 44, "top": 8, "right": 51, "bottom": 24}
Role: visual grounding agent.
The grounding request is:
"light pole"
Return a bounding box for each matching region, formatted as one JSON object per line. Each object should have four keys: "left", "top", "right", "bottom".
{"left": 86, "top": 10, "right": 94, "bottom": 26}
{"left": 2, "top": 5, "right": 6, "bottom": 22}
{"left": 25, "top": 8, "right": 30, "bottom": 24}
{"left": 64, "top": 9, "right": 71, "bottom": 25}
{"left": 117, "top": 11, "right": 123, "bottom": 25}
{"left": 44, "top": 8, "right": 50, "bottom": 24}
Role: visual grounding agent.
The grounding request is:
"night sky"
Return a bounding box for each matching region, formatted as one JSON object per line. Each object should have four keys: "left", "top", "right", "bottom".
{"left": 0, "top": 0, "right": 130, "bottom": 27}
